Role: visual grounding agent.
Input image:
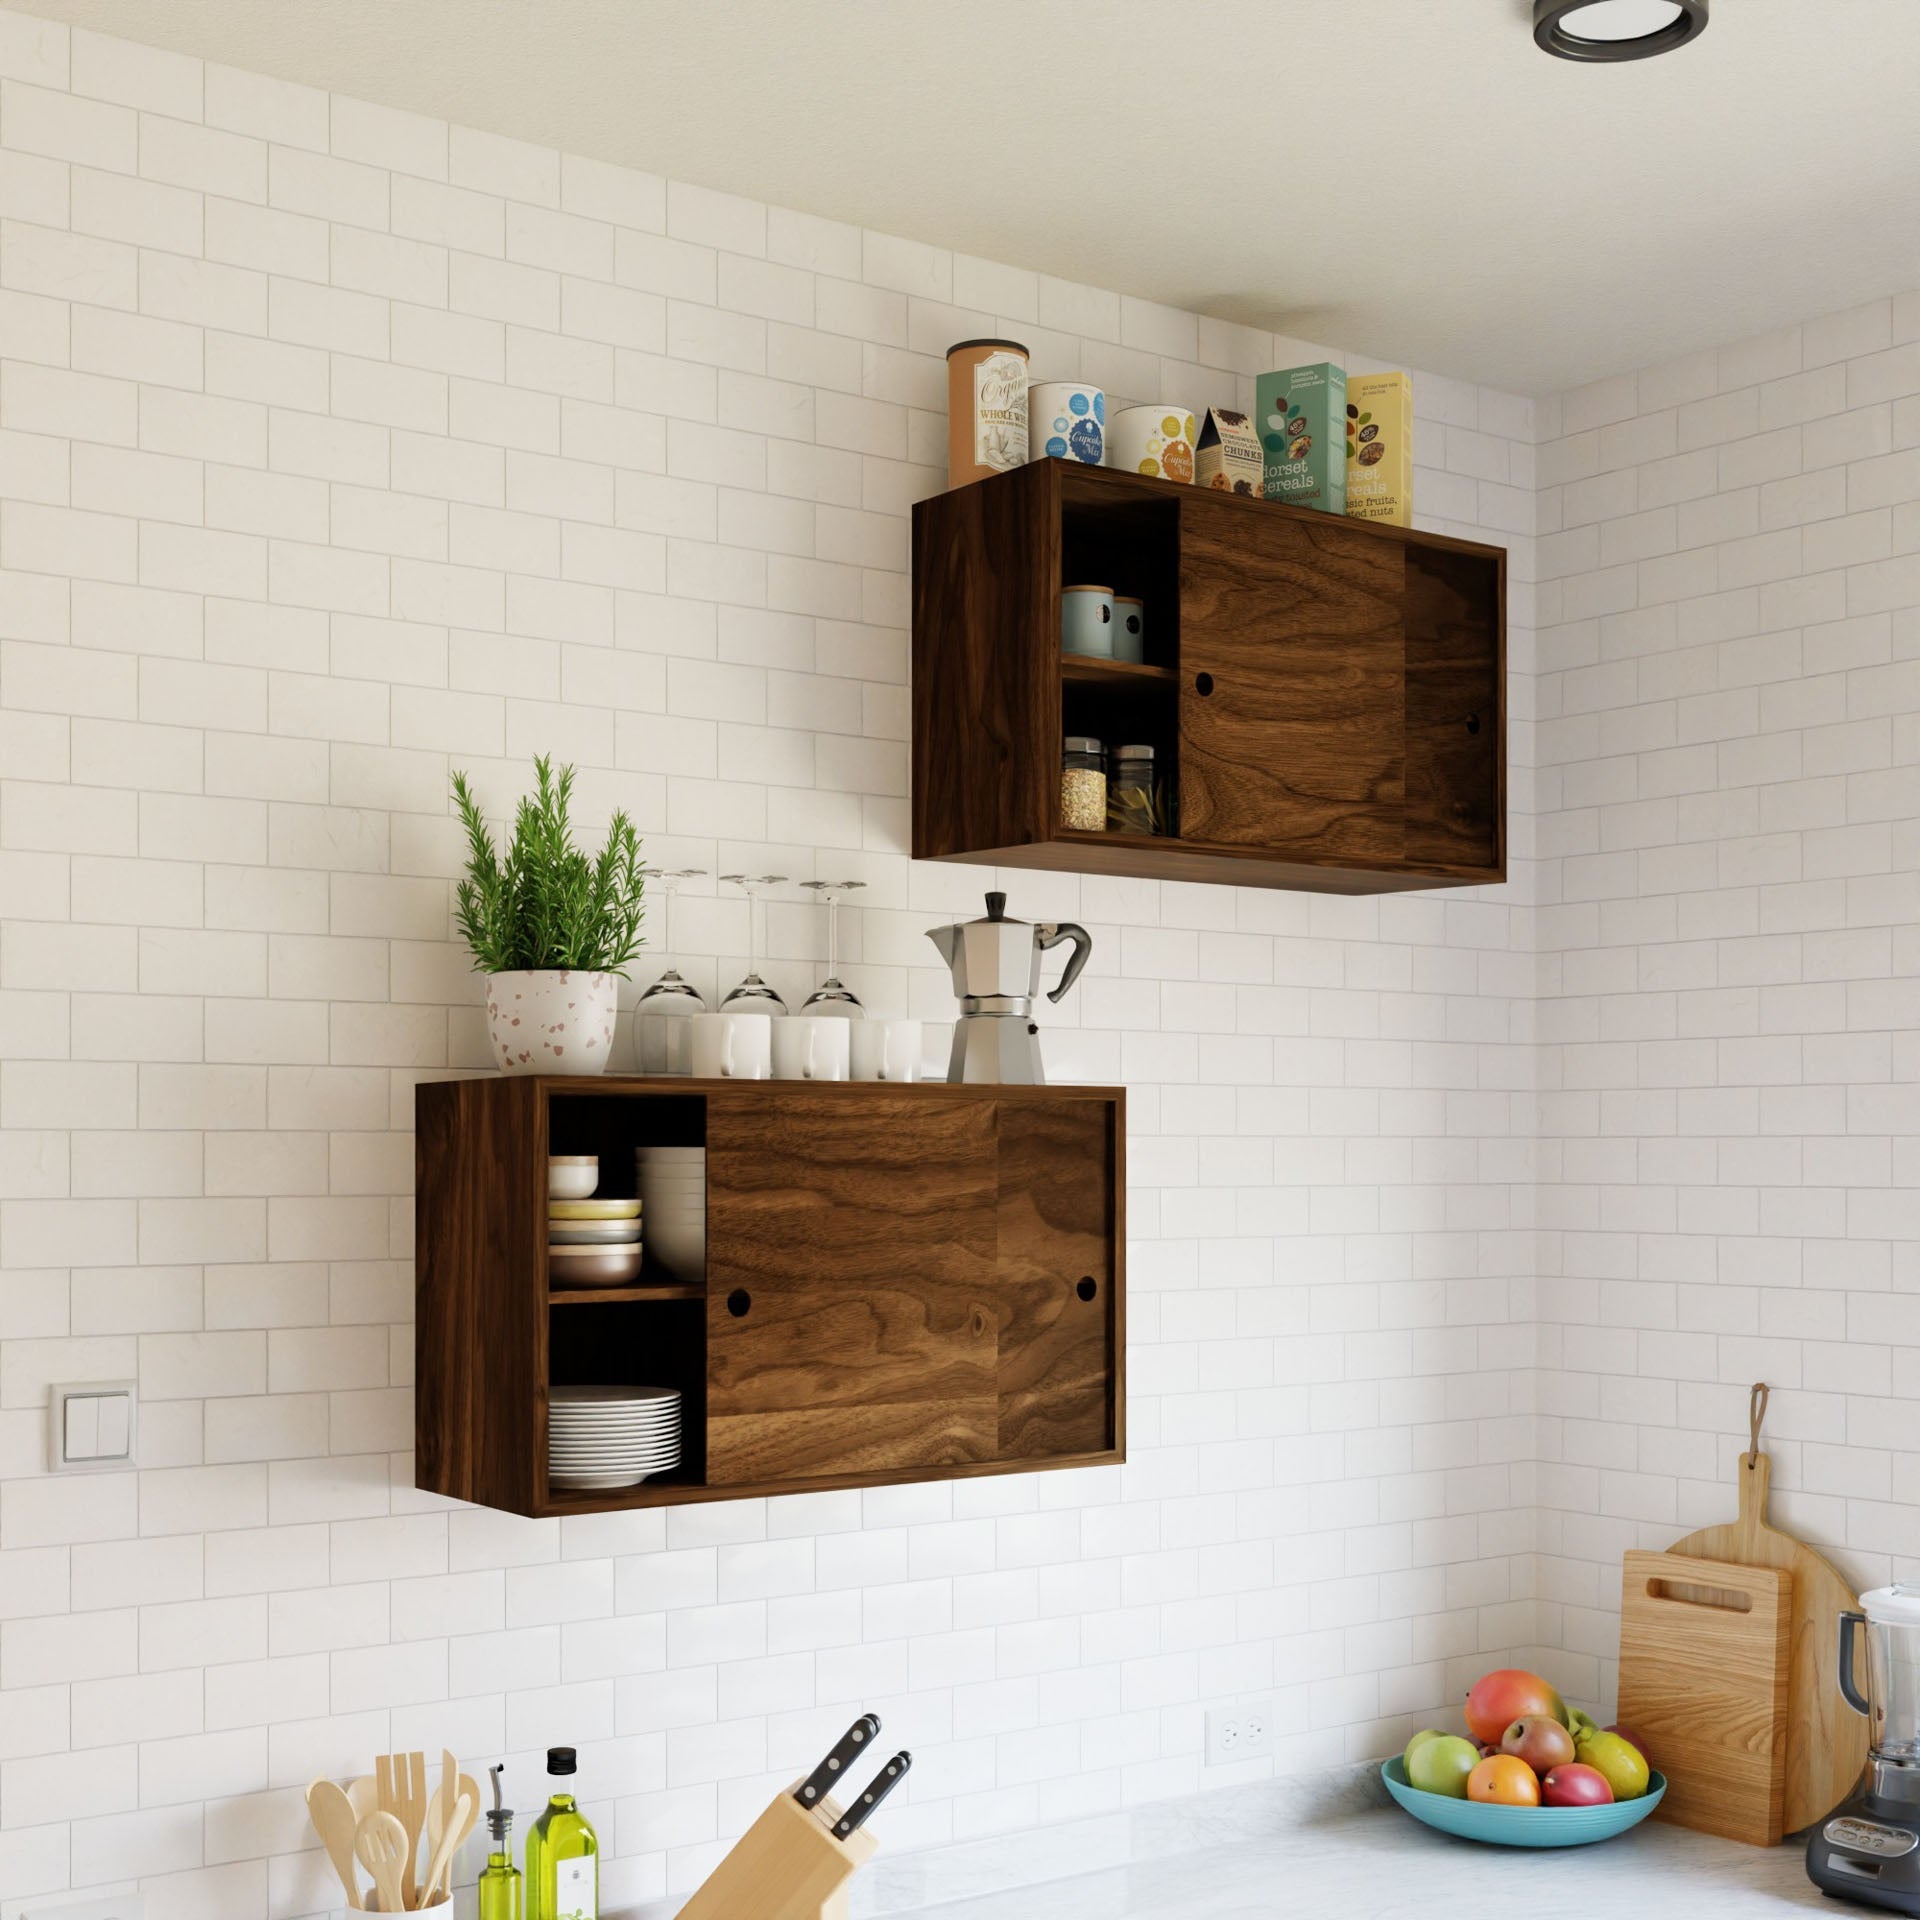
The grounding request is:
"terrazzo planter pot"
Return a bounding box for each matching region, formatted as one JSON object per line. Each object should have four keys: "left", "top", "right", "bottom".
{"left": 485, "top": 968, "right": 618, "bottom": 1075}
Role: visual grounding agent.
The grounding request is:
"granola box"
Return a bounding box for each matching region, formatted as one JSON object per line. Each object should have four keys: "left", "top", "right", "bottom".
{"left": 1256, "top": 362, "right": 1346, "bottom": 513}
{"left": 1194, "top": 406, "right": 1263, "bottom": 495}
{"left": 1345, "top": 372, "right": 1412, "bottom": 526}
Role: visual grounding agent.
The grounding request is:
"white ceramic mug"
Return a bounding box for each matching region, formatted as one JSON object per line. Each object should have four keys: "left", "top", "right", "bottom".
{"left": 689, "top": 1011, "right": 772, "bottom": 1079}
{"left": 636, "top": 999, "right": 701, "bottom": 1074}
{"left": 772, "top": 1015, "right": 852, "bottom": 1081}
{"left": 851, "top": 1018, "right": 923, "bottom": 1083}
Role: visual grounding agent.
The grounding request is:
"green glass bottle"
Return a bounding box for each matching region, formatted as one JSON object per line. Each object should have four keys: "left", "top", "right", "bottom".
{"left": 525, "top": 1746, "right": 598, "bottom": 1920}
{"left": 478, "top": 1764, "right": 523, "bottom": 1920}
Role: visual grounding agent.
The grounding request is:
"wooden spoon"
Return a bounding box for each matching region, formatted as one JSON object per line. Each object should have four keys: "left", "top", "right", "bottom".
{"left": 355, "top": 1810, "right": 409, "bottom": 1917}
{"left": 419, "top": 1790, "right": 472, "bottom": 1910}
{"left": 423, "top": 1772, "right": 483, "bottom": 1900}
{"left": 306, "top": 1778, "right": 362, "bottom": 1910}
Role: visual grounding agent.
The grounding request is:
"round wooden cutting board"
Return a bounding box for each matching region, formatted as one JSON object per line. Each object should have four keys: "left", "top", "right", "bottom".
{"left": 1668, "top": 1399, "right": 1868, "bottom": 1835}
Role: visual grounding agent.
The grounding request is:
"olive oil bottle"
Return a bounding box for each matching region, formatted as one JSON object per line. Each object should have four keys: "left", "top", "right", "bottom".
{"left": 478, "top": 1764, "right": 523, "bottom": 1920}
{"left": 526, "top": 1747, "right": 598, "bottom": 1920}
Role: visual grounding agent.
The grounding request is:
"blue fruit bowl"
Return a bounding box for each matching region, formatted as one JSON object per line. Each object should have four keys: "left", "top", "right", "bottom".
{"left": 1381, "top": 1757, "right": 1666, "bottom": 1848}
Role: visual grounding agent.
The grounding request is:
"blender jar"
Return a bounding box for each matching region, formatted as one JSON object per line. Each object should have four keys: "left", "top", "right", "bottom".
{"left": 1843, "top": 1584, "right": 1920, "bottom": 1762}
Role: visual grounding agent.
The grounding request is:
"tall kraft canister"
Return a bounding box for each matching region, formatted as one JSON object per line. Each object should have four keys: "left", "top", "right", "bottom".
{"left": 947, "top": 338, "right": 1029, "bottom": 487}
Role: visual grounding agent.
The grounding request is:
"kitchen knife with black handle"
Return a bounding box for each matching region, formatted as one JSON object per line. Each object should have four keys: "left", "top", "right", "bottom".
{"left": 793, "top": 1714, "right": 881, "bottom": 1810}
{"left": 833, "top": 1750, "right": 911, "bottom": 1838}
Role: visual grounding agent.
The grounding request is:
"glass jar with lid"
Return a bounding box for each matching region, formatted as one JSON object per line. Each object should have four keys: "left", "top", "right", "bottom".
{"left": 1106, "top": 743, "right": 1162, "bottom": 835}
{"left": 1060, "top": 735, "right": 1106, "bottom": 831}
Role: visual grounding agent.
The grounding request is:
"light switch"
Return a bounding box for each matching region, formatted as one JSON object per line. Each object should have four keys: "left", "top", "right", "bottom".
{"left": 49, "top": 1381, "right": 137, "bottom": 1473}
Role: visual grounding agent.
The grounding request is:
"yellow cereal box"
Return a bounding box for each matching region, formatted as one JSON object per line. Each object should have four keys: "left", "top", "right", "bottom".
{"left": 1345, "top": 372, "right": 1411, "bottom": 526}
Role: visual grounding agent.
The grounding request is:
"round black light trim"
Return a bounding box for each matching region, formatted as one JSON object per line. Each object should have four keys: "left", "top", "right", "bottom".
{"left": 1534, "top": 0, "right": 1708, "bottom": 61}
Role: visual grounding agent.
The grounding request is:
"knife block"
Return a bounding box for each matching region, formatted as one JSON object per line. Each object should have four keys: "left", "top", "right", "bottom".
{"left": 675, "top": 1780, "right": 877, "bottom": 1920}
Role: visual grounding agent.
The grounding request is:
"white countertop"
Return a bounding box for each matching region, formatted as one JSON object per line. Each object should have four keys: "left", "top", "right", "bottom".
{"left": 881, "top": 1803, "right": 1829, "bottom": 1919}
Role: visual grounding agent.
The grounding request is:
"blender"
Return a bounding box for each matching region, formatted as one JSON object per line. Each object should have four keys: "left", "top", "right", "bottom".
{"left": 1809, "top": 1586, "right": 1920, "bottom": 1912}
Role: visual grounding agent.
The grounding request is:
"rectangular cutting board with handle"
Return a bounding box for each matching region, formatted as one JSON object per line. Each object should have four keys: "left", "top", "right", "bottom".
{"left": 1666, "top": 1383, "right": 1869, "bottom": 1835}
{"left": 1618, "top": 1549, "right": 1792, "bottom": 1846}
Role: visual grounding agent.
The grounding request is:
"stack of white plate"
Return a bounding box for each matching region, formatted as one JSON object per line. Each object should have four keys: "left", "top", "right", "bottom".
{"left": 635, "top": 1147, "right": 705, "bottom": 1280}
{"left": 548, "top": 1385, "right": 682, "bottom": 1490}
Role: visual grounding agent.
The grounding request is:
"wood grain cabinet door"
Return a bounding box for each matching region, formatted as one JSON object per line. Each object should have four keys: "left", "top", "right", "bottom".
{"left": 705, "top": 1091, "right": 1000, "bottom": 1485}
{"left": 1179, "top": 496, "right": 1407, "bottom": 860}
{"left": 994, "top": 1100, "right": 1115, "bottom": 1460}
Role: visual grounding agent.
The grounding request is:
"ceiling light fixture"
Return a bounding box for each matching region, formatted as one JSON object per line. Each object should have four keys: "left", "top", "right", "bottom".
{"left": 1534, "top": 0, "right": 1709, "bottom": 62}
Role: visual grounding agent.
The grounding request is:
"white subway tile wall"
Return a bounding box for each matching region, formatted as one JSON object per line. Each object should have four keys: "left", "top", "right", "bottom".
{"left": 1533, "top": 299, "right": 1920, "bottom": 1716}
{"left": 0, "top": 14, "right": 1557, "bottom": 1916}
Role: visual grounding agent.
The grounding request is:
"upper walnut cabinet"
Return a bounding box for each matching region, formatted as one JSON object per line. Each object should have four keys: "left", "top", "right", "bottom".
{"left": 910, "top": 460, "right": 1505, "bottom": 894}
{"left": 414, "top": 1075, "right": 1123, "bottom": 1518}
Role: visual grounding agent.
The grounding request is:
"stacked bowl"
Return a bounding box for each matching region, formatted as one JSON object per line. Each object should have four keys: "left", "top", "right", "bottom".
{"left": 547, "top": 1384, "right": 682, "bottom": 1491}
{"left": 547, "top": 1155, "right": 643, "bottom": 1288}
{"left": 635, "top": 1147, "right": 705, "bottom": 1280}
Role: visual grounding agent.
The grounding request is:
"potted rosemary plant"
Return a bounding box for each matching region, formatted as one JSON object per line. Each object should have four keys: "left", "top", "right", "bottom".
{"left": 452, "top": 756, "right": 644, "bottom": 1075}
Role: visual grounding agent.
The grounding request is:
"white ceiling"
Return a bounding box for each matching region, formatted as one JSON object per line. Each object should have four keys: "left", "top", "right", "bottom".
{"left": 16, "top": 0, "right": 1920, "bottom": 393}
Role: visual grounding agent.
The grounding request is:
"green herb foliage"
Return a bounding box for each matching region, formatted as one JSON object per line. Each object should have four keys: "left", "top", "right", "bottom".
{"left": 451, "top": 756, "right": 645, "bottom": 975}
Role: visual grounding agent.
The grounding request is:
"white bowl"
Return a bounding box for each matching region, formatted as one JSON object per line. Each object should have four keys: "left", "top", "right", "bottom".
{"left": 548, "top": 1156, "right": 599, "bottom": 1200}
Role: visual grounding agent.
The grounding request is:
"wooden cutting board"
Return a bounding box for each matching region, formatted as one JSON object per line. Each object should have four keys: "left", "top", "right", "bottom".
{"left": 1668, "top": 1393, "right": 1869, "bottom": 1834}
{"left": 1618, "top": 1549, "right": 1793, "bottom": 1846}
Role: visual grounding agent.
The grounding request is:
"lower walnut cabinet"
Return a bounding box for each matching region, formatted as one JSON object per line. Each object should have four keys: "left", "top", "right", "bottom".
{"left": 415, "top": 1074, "right": 1123, "bottom": 1517}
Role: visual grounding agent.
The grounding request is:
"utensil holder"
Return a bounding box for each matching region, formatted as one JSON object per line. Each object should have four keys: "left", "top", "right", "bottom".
{"left": 675, "top": 1780, "right": 877, "bottom": 1920}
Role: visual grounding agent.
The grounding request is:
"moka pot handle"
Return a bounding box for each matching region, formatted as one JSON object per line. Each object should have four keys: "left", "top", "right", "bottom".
{"left": 1037, "top": 922, "right": 1092, "bottom": 1004}
{"left": 1839, "top": 1610, "right": 1871, "bottom": 1718}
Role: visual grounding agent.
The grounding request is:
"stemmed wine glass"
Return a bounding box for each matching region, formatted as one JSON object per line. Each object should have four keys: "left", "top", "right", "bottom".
{"left": 800, "top": 880, "right": 866, "bottom": 1015}
{"left": 634, "top": 867, "right": 707, "bottom": 1071}
{"left": 719, "top": 874, "right": 789, "bottom": 1015}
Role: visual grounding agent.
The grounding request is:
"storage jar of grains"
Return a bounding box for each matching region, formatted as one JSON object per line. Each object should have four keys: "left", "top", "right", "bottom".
{"left": 1060, "top": 736, "right": 1106, "bottom": 831}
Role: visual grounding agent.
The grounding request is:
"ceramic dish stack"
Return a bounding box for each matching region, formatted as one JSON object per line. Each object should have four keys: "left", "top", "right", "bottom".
{"left": 635, "top": 1146, "right": 705, "bottom": 1281}
{"left": 548, "top": 1385, "right": 682, "bottom": 1490}
{"left": 548, "top": 1155, "right": 643, "bottom": 1289}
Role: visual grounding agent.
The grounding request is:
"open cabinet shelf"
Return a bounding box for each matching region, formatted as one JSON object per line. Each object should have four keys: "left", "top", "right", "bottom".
{"left": 416, "top": 1074, "right": 1125, "bottom": 1516}
{"left": 912, "top": 460, "right": 1507, "bottom": 893}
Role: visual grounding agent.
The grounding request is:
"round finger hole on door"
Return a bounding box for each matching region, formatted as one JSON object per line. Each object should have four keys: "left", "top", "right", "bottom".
{"left": 1195, "top": 672, "right": 1214, "bottom": 696}
{"left": 1466, "top": 713, "right": 1481, "bottom": 735}
{"left": 1076, "top": 1276, "right": 1097, "bottom": 1301}
{"left": 727, "top": 1289, "right": 751, "bottom": 1317}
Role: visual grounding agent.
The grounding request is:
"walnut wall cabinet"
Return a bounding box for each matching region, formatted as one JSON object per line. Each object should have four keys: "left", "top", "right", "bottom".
{"left": 415, "top": 1075, "right": 1124, "bottom": 1517}
{"left": 911, "top": 460, "right": 1506, "bottom": 894}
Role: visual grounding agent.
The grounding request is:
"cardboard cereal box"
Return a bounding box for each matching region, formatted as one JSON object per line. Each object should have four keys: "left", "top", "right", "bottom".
{"left": 1345, "top": 372, "right": 1412, "bottom": 526}
{"left": 1194, "top": 406, "right": 1263, "bottom": 496}
{"left": 1257, "top": 363, "right": 1346, "bottom": 513}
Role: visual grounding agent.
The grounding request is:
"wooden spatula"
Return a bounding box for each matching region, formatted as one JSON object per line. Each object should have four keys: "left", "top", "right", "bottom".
{"left": 355, "top": 1810, "right": 410, "bottom": 1916}
{"left": 424, "top": 1769, "right": 483, "bottom": 1901}
{"left": 1667, "top": 1383, "right": 1869, "bottom": 1833}
{"left": 420, "top": 1790, "right": 471, "bottom": 1910}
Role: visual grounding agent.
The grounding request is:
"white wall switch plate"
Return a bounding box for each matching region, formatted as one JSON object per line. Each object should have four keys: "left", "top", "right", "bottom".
{"left": 1204, "top": 1695, "right": 1275, "bottom": 1766}
{"left": 48, "top": 1381, "right": 137, "bottom": 1473}
{"left": 25, "top": 1897, "right": 146, "bottom": 1920}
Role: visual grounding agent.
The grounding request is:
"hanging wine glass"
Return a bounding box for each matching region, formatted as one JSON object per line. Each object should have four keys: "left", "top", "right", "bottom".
{"left": 719, "top": 874, "right": 789, "bottom": 1015}
{"left": 800, "top": 880, "right": 866, "bottom": 1015}
{"left": 634, "top": 867, "right": 707, "bottom": 1072}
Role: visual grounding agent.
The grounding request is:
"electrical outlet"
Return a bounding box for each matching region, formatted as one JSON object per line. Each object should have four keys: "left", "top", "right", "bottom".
{"left": 26, "top": 1898, "right": 145, "bottom": 1920}
{"left": 1204, "top": 1695, "right": 1275, "bottom": 1766}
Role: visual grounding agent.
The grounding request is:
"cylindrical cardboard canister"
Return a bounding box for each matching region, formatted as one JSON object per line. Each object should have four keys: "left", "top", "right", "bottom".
{"left": 947, "top": 338, "right": 1029, "bottom": 488}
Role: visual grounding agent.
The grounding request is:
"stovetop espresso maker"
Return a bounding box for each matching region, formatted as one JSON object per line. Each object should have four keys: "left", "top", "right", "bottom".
{"left": 1808, "top": 1585, "right": 1920, "bottom": 1913}
{"left": 926, "top": 891, "right": 1091, "bottom": 1083}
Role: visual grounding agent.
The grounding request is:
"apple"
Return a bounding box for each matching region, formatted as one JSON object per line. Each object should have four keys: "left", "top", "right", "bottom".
{"left": 1464, "top": 1669, "right": 1569, "bottom": 1747}
{"left": 1501, "top": 1713, "right": 1576, "bottom": 1774}
{"left": 1567, "top": 1706, "right": 1600, "bottom": 1741}
{"left": 1576, "top": 1730, "right": 1650, "bottom": 1801}
{"left": 1407, "top": 1732, "right": 1480, "bottom": 1799}
{"left": 1542, "top": 1762, "right": 1614, "bottom": 1807}
{"left": 1403, "top": 1728, "right": 1447, "bottom": 1766}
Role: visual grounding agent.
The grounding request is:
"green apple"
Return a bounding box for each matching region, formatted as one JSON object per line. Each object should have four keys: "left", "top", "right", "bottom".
{"left": 1407, "top": 1732, "right": 1479, "bottom": 1799}
{"left": 1566, "top": 1706, "right": 1600, "bottom": 1740}
{"left": 1403, "top": 1728, "right": 1447, "bottom": 1768}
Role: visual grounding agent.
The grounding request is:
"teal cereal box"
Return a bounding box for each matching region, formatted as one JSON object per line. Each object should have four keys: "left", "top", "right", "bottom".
{"left": 1345, "top": 372, "right": 1412, "bottom": 526}
{"left": 1257, "top": 362, "right": 1346, "bottom": 513}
